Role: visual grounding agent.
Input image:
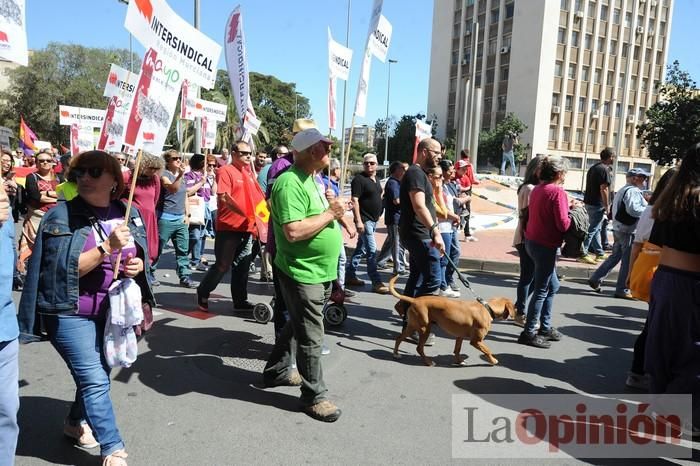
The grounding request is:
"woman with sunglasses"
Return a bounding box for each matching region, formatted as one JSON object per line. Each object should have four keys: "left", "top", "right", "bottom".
{"left": 17, "top": 150, "right": 59, "bottom": 273}
{"left": 19, "top": 150, "right": 154, "bottom": 465}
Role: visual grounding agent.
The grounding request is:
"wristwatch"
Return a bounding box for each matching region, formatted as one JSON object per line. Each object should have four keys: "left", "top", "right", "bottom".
{"left": 97, "top": 243, "right": 110, "bottom": 257}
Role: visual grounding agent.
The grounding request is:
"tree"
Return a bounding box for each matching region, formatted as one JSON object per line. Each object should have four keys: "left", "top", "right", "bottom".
{"left": 477, "top": 113, "right": 528, "bottom": 169}
{"left": 388, "top": 113, "right": 436, "bottom": 163}
{"left": 637, "top": 61, "right": 700, "bottom": 166}
{"left": 0, "top": 42, "right": 136, "bottom": 146}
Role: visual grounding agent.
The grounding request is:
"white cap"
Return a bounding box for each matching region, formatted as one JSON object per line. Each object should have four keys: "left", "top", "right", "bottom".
{"left": 291, "top": 128, "right": 332, "bottom": 152}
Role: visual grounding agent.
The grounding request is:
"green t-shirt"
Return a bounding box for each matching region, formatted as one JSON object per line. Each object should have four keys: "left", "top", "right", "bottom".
{"left": 272, "top": 165, "right": 341, "bottom": 284}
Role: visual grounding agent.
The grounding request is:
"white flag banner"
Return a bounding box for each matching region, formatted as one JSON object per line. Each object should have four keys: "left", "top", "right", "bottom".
{"left": 123, "top": 47, "right": 183, "bottom": 154}
{"left": 353, "top": 0, "right": 384, "bottom": 118}
{"left": 59, "top": 106, "right": 106, "bottom": 128}
{"left": 328, "top": 28, "right": 352, "bottom": 81}
{"left": 124, "top": 0, "right": 221, "bottom": 89}
{"left": 415, "top": 118, "right": 432, "bottom": 141}
{"left": 243, "top": 110, "right": 260, "bottom": 136}
{"left": 224, "top": 6, "right": 254, "bottom": 127}
{"left": 0, "top": 0, "right": 28, "bottom": 66}
{"left": 103, "top": 64, "right": 139, "bottom": 98}
{"left": 368, "top": 15, "right": 392, "bottom": 63}
{"left": 191, "top": 98, "right": 227, "bottom": 122}
{"left": 99, "top": 64, "right": 140, "bottom": 151}
{"left": 200, "top": 116, "right": 216, "bottom": 149}
{"left": 179, "top": 79, "right": 199, "bottom": 121}
{"left": 70, "top": 123, "right": 95, "bottom": 155}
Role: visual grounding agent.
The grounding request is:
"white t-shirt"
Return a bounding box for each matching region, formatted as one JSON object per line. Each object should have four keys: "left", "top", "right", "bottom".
{"left": 633, "top": 205, "right": 654, "bottom": 243}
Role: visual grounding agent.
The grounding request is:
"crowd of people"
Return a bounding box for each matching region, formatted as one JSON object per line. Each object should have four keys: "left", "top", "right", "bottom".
{"left": 0, "top": 122, "right": 698, "bottom": 464}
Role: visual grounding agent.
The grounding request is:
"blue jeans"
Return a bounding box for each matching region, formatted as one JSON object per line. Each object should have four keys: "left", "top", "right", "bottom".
{"left": 189, "top": 224, "right": 205, "bottom": 264}
{"left": 439, "top": 231, "right": 460, "bottom": 289}
{"left": 583, "top": 205, "right": 606, "bottom": 256}
{"left": 0, "top": 339, "right": 18, "bottom": 465}
{"left": 515, "top": 243, "right": 535, "bottom": 315}
{"left": 590, "top": 230, "right": 634, "bottom": 295}
{"left": 376, "top": 224, "right": 406, "bottom": 274}
{"left": 45, "top": 315, "right": 124, "bottom": 457}
{"left": 402, "top": 237, "right": 441, "bottom": 300}
{"left": 501, "top": 150, "right": 516, "bottom": 176}
{"left": 347, "top": 219, "right": 381, "bottom": 285}
{"left": 524, "top": 240, "right": 560, "bottom": 335}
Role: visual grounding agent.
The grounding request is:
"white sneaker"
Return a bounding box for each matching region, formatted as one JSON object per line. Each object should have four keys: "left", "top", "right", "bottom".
{"left": 439, "top": 288, "right": 460, "bottom": 298}
{"left": 466, "top": 236, "right": 479, "bottom": 242}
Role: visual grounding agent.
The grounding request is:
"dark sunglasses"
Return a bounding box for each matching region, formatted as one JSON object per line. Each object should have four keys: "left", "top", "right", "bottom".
{"left": 364, "top": 161, "right": 377, "bottom": 165}
{"left": 72, "top": 167, "right": 104, "bottom": 178}
{"left": 169, "top": 157, "right": 182, "bottom": 161}
{"left": 37, "top": 159, "right": 53, "bottom": 164}
{"left": 207, "top": 164, "right": 217, "bottom": 167}
{"left": 236, "top": 151, "right": 252, "bottom": 156}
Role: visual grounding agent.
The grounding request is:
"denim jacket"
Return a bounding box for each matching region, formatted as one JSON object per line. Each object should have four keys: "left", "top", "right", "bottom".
{"left": 18, "top": 196, "right": 155, "bottom": 341}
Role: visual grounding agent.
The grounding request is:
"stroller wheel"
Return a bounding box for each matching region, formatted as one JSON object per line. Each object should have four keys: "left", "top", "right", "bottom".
{"left": 253, "top": 303, "right": 273, "bottom": 324}
{"left": 324, "top": 304, "right": 347, "bottom": 327}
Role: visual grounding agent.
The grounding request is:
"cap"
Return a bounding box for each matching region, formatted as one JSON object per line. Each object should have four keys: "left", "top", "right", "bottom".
{"left": 363, "top": 153, "right": 378, "bottom": 163}
{"left": 291, "top": 128, "right": 331, "bottom": 152}
{"left": 292, "top": 118, "right": 317, "bottom": 134}
{"left": 455, "top": 159, "right": 469, "bottom": 169}
{"left": 627, "top": 167, "right": 650, "bottom": 178}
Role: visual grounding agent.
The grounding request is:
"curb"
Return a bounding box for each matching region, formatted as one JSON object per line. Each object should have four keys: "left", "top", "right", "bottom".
{"left": 458, "top": 257, "right": 619, "bottom": 282}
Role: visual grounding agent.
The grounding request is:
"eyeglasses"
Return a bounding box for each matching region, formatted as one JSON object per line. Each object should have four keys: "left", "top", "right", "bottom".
{"left": 37, "top": 159, "right": 53, "bottom": 164}
{"left": 236, "top": 151, "right": 252, "bottom": 156}
{"left": 207, "top": 164, "right": 217, "bottom": 167}
{"left": 170, "top": 157, "right": 182, "bottom": 161}
{"left": 430, "top": 174, "right": 443, "bottom": 179}
{"left": 276, "top": 152, "right": 289, "bottom": 156}
{"left": 72, "top": 167, "right": 104, "bottom": 178}
{"left": 116, "top": 158, "right": 126, "bottom": 163}
{"left": 364, "top": 161, "right": 377, "bottom": 166}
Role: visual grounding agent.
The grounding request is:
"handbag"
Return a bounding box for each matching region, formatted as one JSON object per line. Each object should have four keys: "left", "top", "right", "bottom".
{"left": 188, "top": 194, "right": 206, "bottom": 225}
{"left": 629, "top": 241, "right": 661, "bottom": 302}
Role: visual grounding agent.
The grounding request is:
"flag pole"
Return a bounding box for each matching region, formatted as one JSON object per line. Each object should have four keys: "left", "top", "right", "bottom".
{"left": 339, "top": 113, "right": 357, "bottom": 191}
{"left": 113, "top": 148, "right": 143, "bottom": 281}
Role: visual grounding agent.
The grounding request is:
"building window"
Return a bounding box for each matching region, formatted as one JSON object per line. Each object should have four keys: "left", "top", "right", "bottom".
{"left": 585, "top": 34, "right": 593, "bottom": 49}
{"left": 641, "top": 78, "right": 648, "bottom": 92}
{"left": 498, "top": 95, "right": 507, "bottom": 111}
{"left": 619, "top": 72, "right": 626, "bottom": 88}
{"left": 558, "top": 27, "right": 567, "bottom": 44}
{"left": 588, "top": 2, "right": 595, "bottom": 18}
{"left": 635, "top": 162, "right": 652, "bottom": 173}
{"left": 571, "top": 30, "right": 580, "bottom": 47}
{"left": 563, "top": 127, "right": 571, "bottom": 142}
{"left": 594, "top": 68, "right": 602, "bottom": 83}
{"left": 501, "top": 65, "right": 509, "bottom": 81}
{"left": 609, "top": 40, "right": 617, "bottom": 55}
{"left": 601, "top": 131, "right": 607, "bottom": 144}
{"left": 449, "top": 78, "right": 457, "bottom": 93}
{"left": 565, "top": 95, "right": 573, "bottom": 111}
{"left": 552, "top": 93, "right": 560, "bottom": 106}
{"left": 600, "top": 4, "right": 608, "bottom": 21}
{"left": 579, "top": 96, "right": 586, "bottom": 112}
{"left": 491, "top": 8, "right": 499, "bottom": 24}
{"left": 592, "top": 99, "right": 599, "bottom": 112}
{"left": 603, "top": 102, "right": 610, "bottom": 116}
{"left": 588, "top": 129, "right": 595, "bottom": 146}
{"left": 613, "top": 132, "right": 619, "bottom": 147}
{"left": 613, "top": 8, "right": 621, "bottom": 24}
{"left": 505, "top": 2, "right": 514, "bottom": 18}
{"left": 597, "top": 37, "right": 605, "bottom": 53}
{"left": 574, "top": 0, "right": 583, "bottom": 11}
{"left": 634, "top": 45, "right": 640, "bottom": 60}
{"left": 606, "top": 71, "right": 614, "bottom": 86}
{"left": 582, "top": 66, "right": 589, "bottom": 81}
{"left": 484, "top": 97, "right": 493, "bottom": 112}
{"left": 502, "top": 35, "right": 512, "bottom": 48}
{"left": 568, "top": 63, "right": 576, "bottom": 79}
{"left": 615, "top": 102, "right": 621, "bottom": 117}
{"left": 561, "top": 0, "right": 569, "bottom": 9}
{"left": 659, "top": 22, "right": 666, "bottom": 36}
{"left": 638, "top": 107, "right": 645, "bottom": 120}
{"left": 452, "top": 51, "right": 458, "bottom": 65}
{"left": 564, "top": 156, "right": 583, "bottom": 169}
{"left": 475, "top": 73, "right": 481, "bottom": 86}
{"left": 656, "top": 50, "right": 663, "bottom": 63}
{"left": 488, "top": 38, "right": 498, "bottom": 55}
{"left": 630, "top": 76, "right": 637, "bottom": 89}
{"left": 576, "top": 128, "right": 584, "bottom": 144}
{"left": 616, "top": 160, "right": 630, "bottom": 172}
{"left": 555, "top": 60, "right": 563, "bottom": 77}
{"left": 549, "top": 126, "right": 557, "bottom": 141}
{"left": 622, "top": 44, "right": 629, "bottom": 58}
{"left": 467, "top": 0, "right": 475, "bottom": 5}
{"left": 624, "top": 11, "right": 632, "bottom": 27}
{"left": 486, "top": 68, "right": 495, "bottom": 84}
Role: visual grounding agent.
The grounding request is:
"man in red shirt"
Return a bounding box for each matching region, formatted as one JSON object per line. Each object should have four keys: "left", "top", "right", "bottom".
{"left": 197, "top": 141, "right": 258, "bottom": 311}
{"left": 456, "top": 149, "right": 479, "bottom": 241}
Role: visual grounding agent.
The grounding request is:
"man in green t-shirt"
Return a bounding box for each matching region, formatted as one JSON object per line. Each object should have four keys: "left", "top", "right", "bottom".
{"left": 262, "top": 128, "right": 345, "bottom": 423}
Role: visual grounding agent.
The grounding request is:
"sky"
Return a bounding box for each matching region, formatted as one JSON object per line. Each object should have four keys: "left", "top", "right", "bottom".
{"left": 23, "top": 0, "right": 699, "bottom": 139}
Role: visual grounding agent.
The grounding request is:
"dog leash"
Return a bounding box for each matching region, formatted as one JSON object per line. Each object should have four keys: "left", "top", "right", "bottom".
{"left": 443, "top": 254, "right": 496, "bottom": 319}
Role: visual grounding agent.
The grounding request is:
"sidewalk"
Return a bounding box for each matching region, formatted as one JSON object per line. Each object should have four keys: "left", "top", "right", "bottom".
{"left": 349, "top": 177, "right": 617, "bottom": 282}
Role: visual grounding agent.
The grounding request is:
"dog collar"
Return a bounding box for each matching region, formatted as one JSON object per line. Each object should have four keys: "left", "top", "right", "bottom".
{"left": 477, "top": 297, "right": 496, "bottom": 319}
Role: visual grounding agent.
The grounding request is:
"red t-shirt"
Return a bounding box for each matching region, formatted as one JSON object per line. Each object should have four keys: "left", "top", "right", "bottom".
{"left": 216, "top": 163, "right": 257, "bottom": 233}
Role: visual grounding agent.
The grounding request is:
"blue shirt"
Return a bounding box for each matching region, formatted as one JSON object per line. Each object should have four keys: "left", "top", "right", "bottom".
{"left": 383, "top": 176, "right": 401, "bottom": 225}
{"left": 258, "top": 164, "right": 271, "bottom": 194}
{"left": 0, "top": 219, "right": 19, "bottom": 342}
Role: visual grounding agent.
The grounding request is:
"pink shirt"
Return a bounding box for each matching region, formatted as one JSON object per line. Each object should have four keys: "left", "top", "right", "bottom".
{"left": 524, "top": 182, "right": 571, "bottom": 249}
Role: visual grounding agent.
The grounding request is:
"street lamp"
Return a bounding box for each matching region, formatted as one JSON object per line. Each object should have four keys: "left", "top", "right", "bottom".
{"left": 383, "top": 59, "right": 397, "bottom": 166}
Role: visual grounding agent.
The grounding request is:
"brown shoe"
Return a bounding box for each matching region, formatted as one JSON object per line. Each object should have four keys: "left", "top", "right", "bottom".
{"left": 102, "top": 449, "right": 128, "bottom": 466}
{"left": 63, "top": 420, "right": 99, "bottom": 449}
{"left": 263, "top": 370, "right": 303, "bottom": 388}
{"left": 346, "top": 277, "right": 365, "bottom": 287}
{"left": 303, "top": 400, "right": 342, "bottom": 422}
{"left": 372, "top": 283, "right": 389, "bottom": 294}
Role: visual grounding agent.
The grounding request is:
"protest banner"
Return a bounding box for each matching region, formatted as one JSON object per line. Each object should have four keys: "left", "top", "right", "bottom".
{"left": 412, "top": 118, "right": 433, "bottom": 163}
{"left": 0, "top": 0, "right": 28, "bottom": 66}
{"left": 70, "top": 123, "right": 95, "bottom": 155}
{"left": 328, "top": 28, "right": 353, "bottom": 131}
{"left": 59, "top": 105, "right": 106, "bottom": 128}
{"left": 124, "top": 0, "right": 221, "bottom": 89}
{"left": 368, "top": 15, "right": 393, "bottom": 63}
{"left": 99, "top": 64, "right": 140, "bottom": 151}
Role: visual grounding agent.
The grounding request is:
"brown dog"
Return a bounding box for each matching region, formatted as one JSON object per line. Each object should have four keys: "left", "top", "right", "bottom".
{"left": 389, "top": 275, "right": 514, "bottom": 366}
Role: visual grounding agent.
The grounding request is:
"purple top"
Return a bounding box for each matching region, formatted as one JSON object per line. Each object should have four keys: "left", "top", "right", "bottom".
{"left": 78, "top": 205, "right": 139, "bottom": 317}
{"left": 265, "top": 153, "right": 295, "bottom": 251}
{"left": 184, "top": 170, "right": 211, "bottom": 202}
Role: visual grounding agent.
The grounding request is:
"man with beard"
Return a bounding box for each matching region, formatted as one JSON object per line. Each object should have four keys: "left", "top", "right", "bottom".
{"left": 396, "top": 138, "right": 445, "bottom": 342}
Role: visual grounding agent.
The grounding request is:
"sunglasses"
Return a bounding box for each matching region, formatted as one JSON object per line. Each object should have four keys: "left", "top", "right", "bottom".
{"left": 37, "top": 159, "right": 53, "bottom": 164}
{"left": 170, "top": 157, "right": 182, "bottom": 161}
{"left": 207, "top": 164, "right": 217, "bottom": 167}
{"left": 116, "top": 158, "right": 126, "bottom": 162}
{"left": 364, "top": 161, "right": 377, "bottom": 166}
{"left": 236, "top": 151, "right": 252, "bottom": 156}
{"left": 72, "top": 167, "right": 104, "bottom": 178}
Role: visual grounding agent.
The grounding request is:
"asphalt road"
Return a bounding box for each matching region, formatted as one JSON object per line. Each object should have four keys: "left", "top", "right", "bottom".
{"left": 12, "top": 246, "right": 697, "bottom": 465}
